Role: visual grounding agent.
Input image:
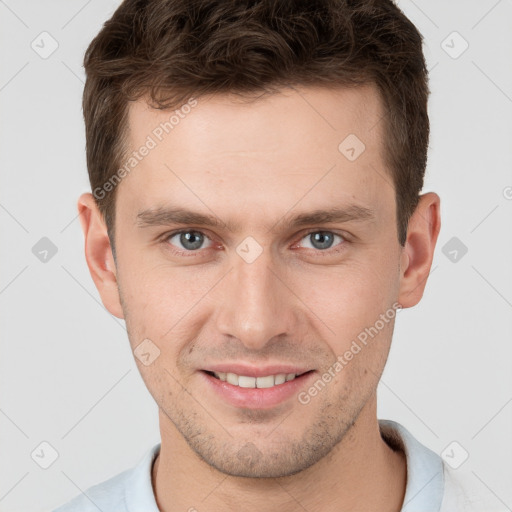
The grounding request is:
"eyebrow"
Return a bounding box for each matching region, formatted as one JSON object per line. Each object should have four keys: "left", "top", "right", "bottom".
{"left": 136, "top": 204, "right": 376, "bottom": 232}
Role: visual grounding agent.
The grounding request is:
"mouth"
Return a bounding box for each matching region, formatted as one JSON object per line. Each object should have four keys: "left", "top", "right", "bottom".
{"left": 200, "top": 368, "right": 316, "bottom": 409}
{"left": 203, "top": 370, "right": 313, "bottom": 389}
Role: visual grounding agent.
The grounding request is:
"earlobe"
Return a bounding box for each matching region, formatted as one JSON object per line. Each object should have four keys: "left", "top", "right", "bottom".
{"left": 397, "top": 192, "right": 441, "bottom": 308}
{"left": 77, "top": 192, "right": 124, "bottom": 319}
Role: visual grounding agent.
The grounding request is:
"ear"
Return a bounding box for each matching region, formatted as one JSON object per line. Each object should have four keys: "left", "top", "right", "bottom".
{"left": 77, "top": 192, "right": 124, "bottom": 319}
{"left": 397, "top": 192, "right": 441, "bottom": 308}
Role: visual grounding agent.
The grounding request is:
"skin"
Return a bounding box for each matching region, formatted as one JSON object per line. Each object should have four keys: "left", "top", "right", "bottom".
{"left": 78, "top": 84, "right": 441, "bottom": 512}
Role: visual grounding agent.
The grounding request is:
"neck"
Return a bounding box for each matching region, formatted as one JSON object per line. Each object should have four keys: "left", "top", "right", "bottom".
{"left": 152, "top": 395, "right": 406, "bottom": 512}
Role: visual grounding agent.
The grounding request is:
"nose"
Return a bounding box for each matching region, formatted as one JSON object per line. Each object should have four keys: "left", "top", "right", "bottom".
{"left": 213, "top": 245, "right": 298, "bottom": 351}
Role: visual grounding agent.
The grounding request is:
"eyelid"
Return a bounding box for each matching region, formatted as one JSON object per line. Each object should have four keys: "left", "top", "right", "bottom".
{"left": 297, "top": 228, "right": 349, "bottom": 241}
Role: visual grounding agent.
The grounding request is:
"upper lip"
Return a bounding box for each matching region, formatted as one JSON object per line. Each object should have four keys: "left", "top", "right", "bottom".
{"left": 203, "top": 364, "right": 313, "bottom": 378}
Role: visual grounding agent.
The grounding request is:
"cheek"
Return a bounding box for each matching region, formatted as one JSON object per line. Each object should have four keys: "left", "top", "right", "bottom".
{"left": 117, "top": 258, "right": 216, "bottom": 349}
{"left": 293, "top": 253, "right": 399, "bottom": 369}
{"left": 300, "top": 258, "right": 396, "bottom": 323}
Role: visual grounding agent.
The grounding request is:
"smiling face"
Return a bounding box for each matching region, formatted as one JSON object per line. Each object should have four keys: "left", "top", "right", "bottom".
{"left": 83, "top": 84, "right": 427, "bottom": 478}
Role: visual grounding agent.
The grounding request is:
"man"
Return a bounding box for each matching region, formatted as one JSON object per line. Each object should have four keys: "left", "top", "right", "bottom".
{"left": 53, "top": 1, "right": 498, "bottom": 511}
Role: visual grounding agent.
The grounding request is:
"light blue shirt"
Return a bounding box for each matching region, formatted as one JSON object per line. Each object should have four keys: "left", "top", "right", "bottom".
{"left": 52, "top": 420, "right": 463, "bottom": 512}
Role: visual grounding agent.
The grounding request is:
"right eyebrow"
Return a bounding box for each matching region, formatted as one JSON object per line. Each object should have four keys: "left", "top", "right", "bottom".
{"left": 136, "top": 207, "right": 232, "bottom": 229}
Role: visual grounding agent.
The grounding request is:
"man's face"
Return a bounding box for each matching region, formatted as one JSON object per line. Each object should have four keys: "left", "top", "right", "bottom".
{"left": 113, "top": 85, "right": 404, "bottom": 477}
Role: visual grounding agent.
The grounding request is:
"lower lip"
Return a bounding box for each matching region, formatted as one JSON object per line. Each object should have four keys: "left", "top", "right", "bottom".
{"left": 201, "top": 371, "right": 316, "bottom": 409}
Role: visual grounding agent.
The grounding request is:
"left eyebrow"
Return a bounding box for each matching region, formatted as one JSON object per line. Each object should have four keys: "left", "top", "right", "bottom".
{"left": 135, "top": 204, "right": 376, "bottom": 232}
{"left": 278, "top": 205, "right": 376, "bottom": 230}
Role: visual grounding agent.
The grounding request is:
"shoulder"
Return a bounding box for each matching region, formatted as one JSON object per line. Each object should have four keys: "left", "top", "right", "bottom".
{"left": 52, "top": 467, "right": 131, "bottom": 512}
{"left": 440, "top": 465, "right": 506, "bottom": 512}
{"left": 51, "top": 443, "right": 161, "bottom": 512}
{"left": 379, "top": 420, "right": 506, "bottom": 512}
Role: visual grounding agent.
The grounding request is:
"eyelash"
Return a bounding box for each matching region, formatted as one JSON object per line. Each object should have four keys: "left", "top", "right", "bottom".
{"left": 159, "top": 229, "right": 349, "bottom": 258}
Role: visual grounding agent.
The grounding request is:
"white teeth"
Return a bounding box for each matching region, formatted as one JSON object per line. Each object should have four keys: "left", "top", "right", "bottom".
{"left": 212, "top": 371, "right": 298, "bottom": 388}
{"left": 274, "top": 374, "right": 286, "bottom": 385}
{"left": 238, "top": 376, "right": 256, "bottom": 388}
{"left": 226, "top": 372, "right": 239, "bottom": 385}
{"left": 256, "top": 375, "right": 275, "bottom": 388}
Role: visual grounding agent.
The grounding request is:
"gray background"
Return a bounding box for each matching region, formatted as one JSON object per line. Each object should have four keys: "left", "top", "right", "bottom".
{"left": 0, "top": 1, "right": 511, "bottom": 511}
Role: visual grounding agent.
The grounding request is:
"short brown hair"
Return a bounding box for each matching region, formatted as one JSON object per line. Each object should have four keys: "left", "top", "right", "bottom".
{"left": 83, "top": 0, "right": 429, "bottom": 254}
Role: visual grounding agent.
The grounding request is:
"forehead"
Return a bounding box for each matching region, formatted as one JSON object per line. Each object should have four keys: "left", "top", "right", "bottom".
{"left": 127, "top": 83, "right": 384, "bottom": 152}
{"left": 118, "top": 84, "right": 392, "bottom": 228}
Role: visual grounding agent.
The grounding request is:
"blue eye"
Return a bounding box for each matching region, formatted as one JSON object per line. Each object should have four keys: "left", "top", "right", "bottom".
{"left": 166, "top": 230, "right": 213, "bottom": 251}
{"left": 300, "top": 231, "right": 344, "bottom": 251}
